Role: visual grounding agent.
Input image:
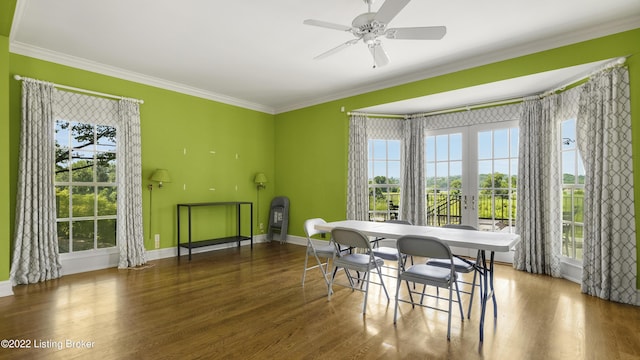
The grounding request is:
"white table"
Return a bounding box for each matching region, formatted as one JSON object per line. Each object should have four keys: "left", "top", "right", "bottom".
{"left": 315, "top": 220, "right": 521, "bottom": 342}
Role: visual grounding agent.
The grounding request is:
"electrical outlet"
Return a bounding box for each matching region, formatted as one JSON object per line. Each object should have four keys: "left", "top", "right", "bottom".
{"left": 259, "top": 223, "right": 264, "bottom": 231}
{"left": 154, "top": 234, "right": 160, "bottom": 249}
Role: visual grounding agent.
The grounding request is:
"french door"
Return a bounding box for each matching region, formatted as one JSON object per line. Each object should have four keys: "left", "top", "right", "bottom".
{"left": 425, "top": 121, "right": 518, "bottom": 260}
{"left": 425, "top": 121, "right": 519, "bottom": 262}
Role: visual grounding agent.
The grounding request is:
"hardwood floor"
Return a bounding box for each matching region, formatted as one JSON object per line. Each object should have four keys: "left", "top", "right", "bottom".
{"left": 1, "top": 242, "right": 639, "bottom": 359}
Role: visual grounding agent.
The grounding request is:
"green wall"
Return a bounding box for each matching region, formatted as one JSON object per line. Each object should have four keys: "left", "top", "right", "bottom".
{"left": 5, "top": 54, "right": 275, "bottom": 274}
{"left": 274, "top": 28, "right": 640, "bottom": 287}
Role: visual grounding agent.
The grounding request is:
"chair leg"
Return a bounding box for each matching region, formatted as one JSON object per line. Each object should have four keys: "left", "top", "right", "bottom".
{"left": 420, "top": 284, "right": 427, "bottom": 304}
{"left": 362, "top": 271, "right": 371, "bottom": 315}
{"left": 405, "top": 280, "right": 415, "bottom": 308}
{"left": 454, "top": 280, "right": 464, "bottom": 320}
{"left": 375, "top": 264, "right": 390, "bottom": 302}
{"left": 328, "top": 264, "right": 336, "bottom": 301}
{"left": 393, "top": 276, "right": 402, "bottom": 324}
{"left": 447, "top": 284, "right": 453, "bottom": 341}
{"left": 301, "top": 255, "right": 309, "bottom": 286}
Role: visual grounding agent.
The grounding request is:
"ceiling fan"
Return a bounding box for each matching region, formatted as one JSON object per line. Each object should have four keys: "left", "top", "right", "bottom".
{"left": 303, "top": 0, "right": 446, "bottom": 68}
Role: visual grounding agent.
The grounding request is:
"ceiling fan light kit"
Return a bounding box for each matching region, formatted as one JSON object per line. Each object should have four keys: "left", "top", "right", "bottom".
{"left": 304, "top": 0, "right": 446, "bottom": 67}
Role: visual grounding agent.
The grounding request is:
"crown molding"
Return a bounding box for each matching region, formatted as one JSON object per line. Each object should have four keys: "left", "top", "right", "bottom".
{"left": 274, "top": 16, "right": 640, "bottom": 114}
{"left": 9, "top": 41, "right": 276, "bottom": 115}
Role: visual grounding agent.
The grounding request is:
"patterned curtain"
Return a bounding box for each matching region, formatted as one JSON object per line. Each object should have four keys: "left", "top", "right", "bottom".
{"left": 401, "top": 117, "right": 426, "bottom": 225}
{"left": 10, "top": 79, "right": 62, "bottom": 285}
{"left": 117, "top": 99, "right": 146, "bottom": 268}
{"left": 513, "top": 96, "right": 562, "bottom": 276}
{"left": 576, "top": 66, "right": 637, "bottom": 304}
{"left": 347, "top": 114, "right": 369, "bottom": 220}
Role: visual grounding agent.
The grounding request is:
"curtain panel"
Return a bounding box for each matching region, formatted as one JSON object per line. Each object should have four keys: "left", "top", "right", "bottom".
{"left": 10, "top": 79, "right": 62, "bottom": 285}
{"left": 347, "top": 114, "right": 369, "bottom": 220}
{"left": 513, "top": 96, "right": 562, "bottom": 276}
{"left": 401, "top": 117, "right": 426, "bottom": 225}
{"left": 576, "top": 66, "right": 637, "bottom": 305}
{"left": 117, "top": 99, "right": 146, "bottom": 268}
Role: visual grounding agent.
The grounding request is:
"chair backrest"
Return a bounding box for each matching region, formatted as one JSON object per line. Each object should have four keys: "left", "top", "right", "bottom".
{"left": 331, "top": 227, "right": 372, "bottom": 250}
{"left": 443, "top": 224, "right": 477, "bottom": 231}
{"left": 386, "top": 219, "right": 412, "bottom": 225}
{"left": 304, "top": 218, "right": 328, "bottom": 238}
{"left": 397, "top": 235, "right": 452, "bottom": 260}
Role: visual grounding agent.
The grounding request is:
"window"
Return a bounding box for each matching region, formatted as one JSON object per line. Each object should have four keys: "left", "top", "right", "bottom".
{"left": 368, "top": 139, "right": 401, "bottom": 222}
{"left": 561, "top": 119, "right": 585, "bottom": 260}
{"left": 476, "top": 126, "right": 519, "bottom": 232}
{"left": 55, "top": 120, "right": 117, "bottom": 253}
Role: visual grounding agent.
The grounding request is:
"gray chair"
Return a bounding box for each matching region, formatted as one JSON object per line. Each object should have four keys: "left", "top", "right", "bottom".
{"left": 301, "top": 218, "right": 336, "bottom": 287}
{"left": 371, "top": 219, "right": 413, "bottom": 278}
{"left": 394, "top": 235, "right": 464, "bottom": 340}
{"left": 425, "top": 224, "right": 483, "bottom": 319}
{"left": 328, "top": 227, "right": 390, "bottom": 315}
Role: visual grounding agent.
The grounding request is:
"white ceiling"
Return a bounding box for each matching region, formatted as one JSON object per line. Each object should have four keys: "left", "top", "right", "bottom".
{"left": 9, "top": 0, "right": 640, "bottom": 114}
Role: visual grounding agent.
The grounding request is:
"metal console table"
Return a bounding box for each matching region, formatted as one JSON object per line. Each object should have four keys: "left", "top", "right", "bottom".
{"left": 177, "top": 201, "right": 253, "bottom": 260}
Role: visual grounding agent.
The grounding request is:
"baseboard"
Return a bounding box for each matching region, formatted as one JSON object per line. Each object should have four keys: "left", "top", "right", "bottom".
{"left": 559, "top": 259, "right": 582, "bottom": 284}
{"left": 0, "top": 280, "right": 14, "bottom": 298}
{"left": 60, "top": 249, "right": 120, "bottom": 276}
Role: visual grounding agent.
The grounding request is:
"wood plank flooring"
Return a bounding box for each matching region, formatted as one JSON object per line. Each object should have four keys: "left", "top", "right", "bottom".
{"left": 1, "top": 242, "right": 639, "bottom": 359}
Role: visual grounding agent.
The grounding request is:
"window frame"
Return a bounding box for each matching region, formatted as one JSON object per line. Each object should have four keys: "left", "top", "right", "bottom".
{"left": 55, "top": 119, "right": 118, "bottom": 255}
{"left": 367, "top": 138, "right": 402, "bottom": 222}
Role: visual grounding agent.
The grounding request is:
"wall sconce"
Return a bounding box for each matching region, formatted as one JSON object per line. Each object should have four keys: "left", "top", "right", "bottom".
{"left": 254, "top": 173, "right": 267, "bottom": 190}
{"left": 149, "top": 169, "right": 171, "bottom": 190}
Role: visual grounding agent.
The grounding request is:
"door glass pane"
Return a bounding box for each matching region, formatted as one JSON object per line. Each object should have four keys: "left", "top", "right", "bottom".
{"left": 478, "top": 131, "right": 492, "bottom": 159}
{"left": 477, "top": 126, "right": 518, "bottom": 232}
{"left": 425, "top": 133, "right": 463, "bottom": 226}
{"left": 493, "top": 129, "right": 509, "bottom": 158}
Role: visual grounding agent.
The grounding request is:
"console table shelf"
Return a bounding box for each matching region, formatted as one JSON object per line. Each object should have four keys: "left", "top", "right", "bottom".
{"left": 177, "top": 201, "right": 253, "bottom": 260}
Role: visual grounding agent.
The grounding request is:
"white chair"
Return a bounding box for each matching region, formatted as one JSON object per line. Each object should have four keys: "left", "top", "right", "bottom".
{"left": 394, "top": 235, "right": 464, "bottom": 340}
{"left": 301, "top": 218, "right": 336, "bottom": 287}
{"left": 425, "top": 224, "right": 484, "bottom": 319}
{"left": 328, "top": 227, "right": 389, "bottom": 315}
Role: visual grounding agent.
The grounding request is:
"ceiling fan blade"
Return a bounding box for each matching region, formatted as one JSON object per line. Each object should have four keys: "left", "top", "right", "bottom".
{"left": 314, "top": 38, "right": 360, "bottom": 60}
{"left": 386, "top": 26, "right": 447, "bottom": 40}
{"left": 374, "top": 0, "right": 411, "bottom": 25}
{"left": 369, "top": 43, "right": 390, "bottom": 67}
{"left": 303, "top": 19, "right": 353, "bottom": 32}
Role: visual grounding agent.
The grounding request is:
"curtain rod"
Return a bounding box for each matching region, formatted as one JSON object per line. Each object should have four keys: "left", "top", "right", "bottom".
{"left": 539, "top": 56, "right": 627, "bottom": 97}
{"left": 409, "top": 97, "right": 524, "bottom": 119}
{"left": 346, "top": 111, "right": 406, "bottom": 119}
{"left": 13, "top": 75, "right": 144, "bottom": 104}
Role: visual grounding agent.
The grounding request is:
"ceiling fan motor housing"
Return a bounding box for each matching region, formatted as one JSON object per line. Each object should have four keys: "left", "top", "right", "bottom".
{"left": 352, "top": 12, "right": 386, "bottom": 44}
